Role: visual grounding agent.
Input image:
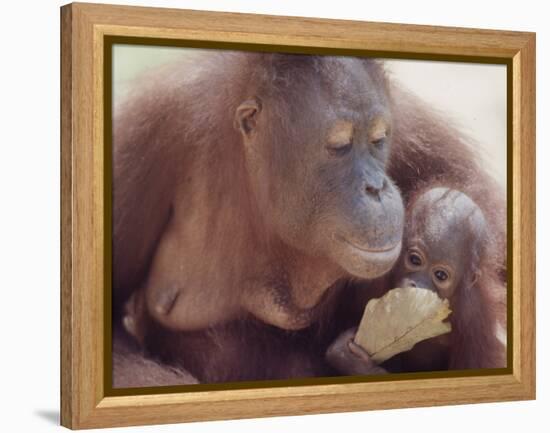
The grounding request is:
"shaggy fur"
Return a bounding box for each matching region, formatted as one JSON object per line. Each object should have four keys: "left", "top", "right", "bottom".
{"left": 388, "top": 187, "right": 506, "bottom": 371}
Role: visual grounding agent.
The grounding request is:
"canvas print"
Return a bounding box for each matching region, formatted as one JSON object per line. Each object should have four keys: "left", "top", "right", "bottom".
{"left": 111, "top": 45, "right": 507, "bottom": 389}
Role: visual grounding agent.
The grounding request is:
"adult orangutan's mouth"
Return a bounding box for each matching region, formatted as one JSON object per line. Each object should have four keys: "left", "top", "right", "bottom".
{"left": 338, "top": 236, "right": 402, "bottom": 255}
{"left": 340, "top": 236, "right": 401, "bottom": 264}
{"left": 333, "top": 235, "right": 402, "bottom": 278}
{"left": 342, "top": 238, "right": 401, "bottom": 254}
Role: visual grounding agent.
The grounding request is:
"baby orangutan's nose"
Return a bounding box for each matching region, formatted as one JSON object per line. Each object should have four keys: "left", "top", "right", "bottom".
{"left": 397, "top": 278, "right": 417, "bottom": 288}
{"left": 396, "top": 276, "right": 437, "bottom": 293}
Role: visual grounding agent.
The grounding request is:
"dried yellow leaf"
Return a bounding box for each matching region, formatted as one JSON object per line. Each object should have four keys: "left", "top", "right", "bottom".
{"left": 354, "top": 287, "right": 452, "bottom": 363}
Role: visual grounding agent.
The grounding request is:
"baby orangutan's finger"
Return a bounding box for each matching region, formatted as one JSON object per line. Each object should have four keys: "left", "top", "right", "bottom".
{"left": 348, "top": 340, "right": 374, "bottom": 364}
{"left": 326, "top": 327, "right": 388, "bottom": 376}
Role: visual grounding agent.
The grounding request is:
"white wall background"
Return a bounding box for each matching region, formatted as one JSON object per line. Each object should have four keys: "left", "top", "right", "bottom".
{"left": 0, "top": 0, "right": 545, "bottom": 432}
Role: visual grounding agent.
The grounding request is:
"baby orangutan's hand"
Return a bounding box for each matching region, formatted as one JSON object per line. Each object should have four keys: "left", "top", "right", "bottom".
{"left": 326, "top": 327, "right": 388, "bottom": 376}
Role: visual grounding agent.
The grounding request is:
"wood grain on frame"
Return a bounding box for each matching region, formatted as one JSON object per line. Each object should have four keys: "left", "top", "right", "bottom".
{"left": 60, "top": 2, "right": 535, "bottom": 429}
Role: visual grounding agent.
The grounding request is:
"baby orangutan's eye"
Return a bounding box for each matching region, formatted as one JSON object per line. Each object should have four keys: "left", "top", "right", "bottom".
{"left": 434, "top": 269, "right": 449, "bottom": 282}
{"left": 431, "top": 266, "right": 454, "bottom": 294}
{"left": 407, "top": 252, "right": 423, "bottom": 267}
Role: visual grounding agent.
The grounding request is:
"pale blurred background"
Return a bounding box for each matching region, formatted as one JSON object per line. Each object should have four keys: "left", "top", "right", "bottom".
{"left": 113, "top": 45, "right": 507, "bottom": 188}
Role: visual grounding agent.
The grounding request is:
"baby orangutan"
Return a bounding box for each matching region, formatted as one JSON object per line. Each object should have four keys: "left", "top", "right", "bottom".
{"left": 326, "top": 187, "right": 507, "bottom": 375}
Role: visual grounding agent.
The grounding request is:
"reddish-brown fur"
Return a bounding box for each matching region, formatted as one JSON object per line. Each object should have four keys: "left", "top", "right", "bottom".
{"left": 327, "top": 186, "right": 506, "bottom": 375}
{"left": 384, "top": 186, "right": 506, "bottom": 372}
{"left": 112, "top": 51, "right": 506, "bottom": 385}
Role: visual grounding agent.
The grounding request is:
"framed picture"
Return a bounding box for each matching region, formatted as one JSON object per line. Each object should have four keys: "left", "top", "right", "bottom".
{"left": 60, "top": 2, "right": 536, "bottom": 429}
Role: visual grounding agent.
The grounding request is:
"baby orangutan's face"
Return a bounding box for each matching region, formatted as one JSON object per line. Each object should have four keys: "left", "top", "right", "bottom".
{"left": 394, "top": 244, "right": 459, "bottom": 299}
{"left": 393, "top": 187, "right": 487, "bottom": 300}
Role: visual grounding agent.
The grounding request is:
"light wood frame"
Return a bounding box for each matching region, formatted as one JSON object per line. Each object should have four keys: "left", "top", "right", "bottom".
{"left": 60, "top": 2, "right": 536, "bottom": 429}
